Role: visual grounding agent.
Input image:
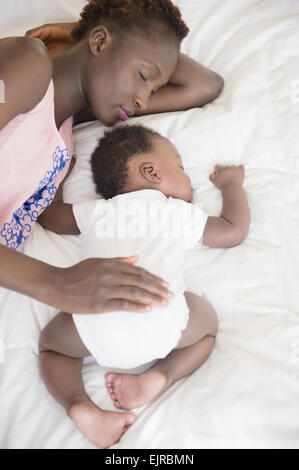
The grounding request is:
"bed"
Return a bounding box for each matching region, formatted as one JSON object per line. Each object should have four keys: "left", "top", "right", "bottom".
{"left": 1, "top": 0, "right": 299, "bottom": 449}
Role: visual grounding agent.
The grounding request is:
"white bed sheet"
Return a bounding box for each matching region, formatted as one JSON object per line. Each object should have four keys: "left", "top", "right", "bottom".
{"left": 0, "top": 0, "right": 299, "bottom": 449}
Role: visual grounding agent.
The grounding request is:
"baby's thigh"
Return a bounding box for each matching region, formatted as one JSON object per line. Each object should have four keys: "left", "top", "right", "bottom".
{"left": 39, "top": 311, "right": 90, "bottom": 358}
{"left": 175, "top": 292, "right": 218, "bottom": 350}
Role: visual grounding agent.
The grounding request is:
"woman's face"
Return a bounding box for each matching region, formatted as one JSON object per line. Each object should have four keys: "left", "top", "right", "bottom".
{"left": 85, "top": 29, "right": 179, "bottom": 126}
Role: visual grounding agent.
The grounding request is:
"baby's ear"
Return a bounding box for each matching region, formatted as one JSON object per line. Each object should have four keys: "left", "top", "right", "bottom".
{"left": 140, "top": 162, "right": 160, "bottom": 183}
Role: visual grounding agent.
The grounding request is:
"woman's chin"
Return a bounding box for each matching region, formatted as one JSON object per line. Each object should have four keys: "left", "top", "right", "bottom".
{"left": 91, "top": 108, "right": 118, "bottom": 127}
{"left": 101, "top": 115, "right": 120, "bottom": 127}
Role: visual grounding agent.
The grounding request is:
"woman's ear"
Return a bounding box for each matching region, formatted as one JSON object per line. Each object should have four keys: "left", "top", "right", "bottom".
{"left": 140, "top": 162, "right": 161, "bottom": 184}
{"left": 88, "top": 25, "right": 112, "bottom": 56}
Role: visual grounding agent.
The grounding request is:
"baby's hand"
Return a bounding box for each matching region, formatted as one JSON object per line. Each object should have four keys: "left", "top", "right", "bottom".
{"left": 209, "top": 164, "right": 245, "bottom": 190}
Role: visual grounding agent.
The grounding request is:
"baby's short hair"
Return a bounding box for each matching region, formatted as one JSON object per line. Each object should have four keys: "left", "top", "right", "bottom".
{"left": 90, "top": 125, "right": 160, "bottom": 199}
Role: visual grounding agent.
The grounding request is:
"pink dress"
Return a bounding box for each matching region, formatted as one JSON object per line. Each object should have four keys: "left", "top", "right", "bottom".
{"left": 0, "top": 79, "right": 73, "bottom": 250}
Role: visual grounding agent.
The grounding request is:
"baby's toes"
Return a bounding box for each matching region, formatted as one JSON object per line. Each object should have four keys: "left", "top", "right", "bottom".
{"left": 105, "top": 372, "right": 116, "bottom": 386}
{"left": 108, "top": 387, "right": 116, "bottom": 401}
{"left": 114, "top": 399, "right": 121, "bottom": 409}
{"left": 106, "top": 373, "right": 124, "bottom": 406}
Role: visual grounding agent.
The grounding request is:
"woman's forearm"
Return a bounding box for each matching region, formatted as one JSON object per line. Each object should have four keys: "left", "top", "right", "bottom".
{"left": 135, "top": 53, "right": 224, "bottom": 116}
{"left": 0, "top": 244, "right": 59, "bottom": 304}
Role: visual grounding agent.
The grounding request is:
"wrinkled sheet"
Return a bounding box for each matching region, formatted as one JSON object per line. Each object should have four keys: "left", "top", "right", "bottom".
{"left": 0, "top": 0, "right": 299, "bottom": 449}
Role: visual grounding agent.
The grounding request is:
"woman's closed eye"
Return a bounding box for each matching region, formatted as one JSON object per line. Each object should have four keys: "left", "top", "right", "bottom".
{"left": 139, "top": 71, "right": 156, "bottom": 95}
{"left": 139, "top": 71, "right": 147, "bottom": 82}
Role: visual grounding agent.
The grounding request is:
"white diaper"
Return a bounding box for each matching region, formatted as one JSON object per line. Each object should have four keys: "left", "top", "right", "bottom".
{"left": 73, "top": 294, "right": 190, "bottom": 369}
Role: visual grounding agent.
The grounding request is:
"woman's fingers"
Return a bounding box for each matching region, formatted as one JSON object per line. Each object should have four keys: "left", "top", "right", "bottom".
{"left": 112, "top": 271, "right": 173, "bottom": 301}
{"left": 26, "top": 25, "right": 51, "bottom": 41}
{"left": 25, "top": 27, "right": 42, "bottom": 38}
{"left": 106, "top": 285, "right": 170, "bottom": 309}
{"left": 116, "top": 255, "right": 139, "bottom": 265}
{"left": 117, "top": 260, "right": 170, "bottom": 290}
{"left": 117, "top": 258, "right": 167, "bottom": 284}
{"left": 25, "top": 24, "right": 74, "bottom": 56}
{"left": 101, "top": 299, "right": 152, "bottom": 314}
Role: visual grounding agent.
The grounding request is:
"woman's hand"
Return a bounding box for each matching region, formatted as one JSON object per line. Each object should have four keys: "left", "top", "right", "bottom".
{"left": 25, "top": 23, "right": 75, "bottom": 56}
{"left": 0, "top": 247, "right": 173, "bottom": 315}
{"left": 49, "top": 255, "right": 173, "bottom": 314}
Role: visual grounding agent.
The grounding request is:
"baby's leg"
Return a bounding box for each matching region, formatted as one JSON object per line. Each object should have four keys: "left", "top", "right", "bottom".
{"left": 39, "top": 312, "right": 136, "bottom": 448}
{"left": 106, "top": 292, "right": 218, "bottom": 410}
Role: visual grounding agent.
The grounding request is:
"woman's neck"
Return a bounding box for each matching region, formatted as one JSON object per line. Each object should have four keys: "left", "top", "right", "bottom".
{"left": 52, "top": 41, "right": 89, "bottom": 129}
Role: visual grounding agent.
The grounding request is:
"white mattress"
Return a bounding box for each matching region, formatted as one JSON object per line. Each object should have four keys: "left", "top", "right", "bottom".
{"left": 1, "top": 0, "right": 299, "bottom": 449}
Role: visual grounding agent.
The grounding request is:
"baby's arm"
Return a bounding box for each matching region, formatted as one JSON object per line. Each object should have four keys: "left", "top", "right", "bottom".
{"left": 38, "top": 200, "right": 79, "bottom": 235}
{"left": 38, "top": 159, "right": 80, "bottom": 235}
{"left": 202, "top": 164, "right": 250, "bottom": 248}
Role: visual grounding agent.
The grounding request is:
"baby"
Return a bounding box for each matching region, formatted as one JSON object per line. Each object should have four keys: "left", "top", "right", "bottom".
{"left": 38, "top": 124, "right": 250, "bottom": 448}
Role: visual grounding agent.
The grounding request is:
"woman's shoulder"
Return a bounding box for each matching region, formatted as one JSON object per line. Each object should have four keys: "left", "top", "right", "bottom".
{"left": 0, "top": 37, "right": 53, "bottom": 130}
{"left": 0, "top": 36, "right": 53, "bottom": 78}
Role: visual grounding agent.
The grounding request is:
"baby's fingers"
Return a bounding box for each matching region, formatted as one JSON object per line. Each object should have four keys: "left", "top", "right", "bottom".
{"left": 210, "top": 164, "right": 223, "bottom": 178}
{"left": 209, "top": 169, "right": 217, "bottom": 182}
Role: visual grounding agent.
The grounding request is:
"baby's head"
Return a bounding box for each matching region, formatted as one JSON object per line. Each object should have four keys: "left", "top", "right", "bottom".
{"left": 90, "top": 125, "right": 192, "bottom": 202}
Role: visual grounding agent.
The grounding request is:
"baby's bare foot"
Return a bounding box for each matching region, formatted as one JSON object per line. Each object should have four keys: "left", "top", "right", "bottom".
{"left": 105, "top": 369, "right": 168, "bottom": 410}
{"left": 69, "top": 399, "right": 136, "bottom": 448}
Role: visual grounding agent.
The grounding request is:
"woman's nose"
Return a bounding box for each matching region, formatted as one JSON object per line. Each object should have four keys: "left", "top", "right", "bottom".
{"left": 135, "top": 89, "right": 152, "bottom": 112}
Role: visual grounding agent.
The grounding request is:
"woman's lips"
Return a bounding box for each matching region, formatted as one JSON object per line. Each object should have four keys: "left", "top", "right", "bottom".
{"left": 119, "top": 106, "right": 134, "bottom": 121}
{"left": 119, "top": 107, "right": 128, "bottom": 121}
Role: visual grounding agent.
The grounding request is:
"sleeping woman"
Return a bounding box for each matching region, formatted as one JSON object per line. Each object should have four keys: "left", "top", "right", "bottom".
{"left": 0, "top": 0, "right": 223, "bottom": 318}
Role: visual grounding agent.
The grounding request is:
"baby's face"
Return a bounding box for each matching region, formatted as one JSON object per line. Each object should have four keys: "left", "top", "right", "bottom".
{"left": 126, "top": 135, "right": 193, "bottom": 202}
{"left": 152, "top": 136, "right": 193, "bottom": 202}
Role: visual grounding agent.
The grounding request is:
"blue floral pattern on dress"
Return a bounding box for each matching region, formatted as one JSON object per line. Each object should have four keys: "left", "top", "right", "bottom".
{"left": 0, "top": 146, "right": 71, "bottom": 250}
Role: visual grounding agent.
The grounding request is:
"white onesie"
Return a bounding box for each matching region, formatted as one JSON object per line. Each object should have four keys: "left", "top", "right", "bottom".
{"left": 72, "top": 189, "right": 208, "bottom": 369}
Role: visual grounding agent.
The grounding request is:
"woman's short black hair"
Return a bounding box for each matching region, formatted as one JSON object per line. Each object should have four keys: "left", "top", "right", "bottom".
{"left": 90, "top": 124, "right": 160, "bottom": 199}
{"left": 71, "top": 0, "right": 189, "bottom": 46}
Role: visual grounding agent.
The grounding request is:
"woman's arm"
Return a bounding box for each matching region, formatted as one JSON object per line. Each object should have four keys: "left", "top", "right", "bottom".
{"left": 0, "top": 37, "right": 53, "bottom": 131}
{"left": 0, "top": 245, "right": 172, "bottom": 314}
{"left": 135, "top": 52, "right": 224, "bottom": 116}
